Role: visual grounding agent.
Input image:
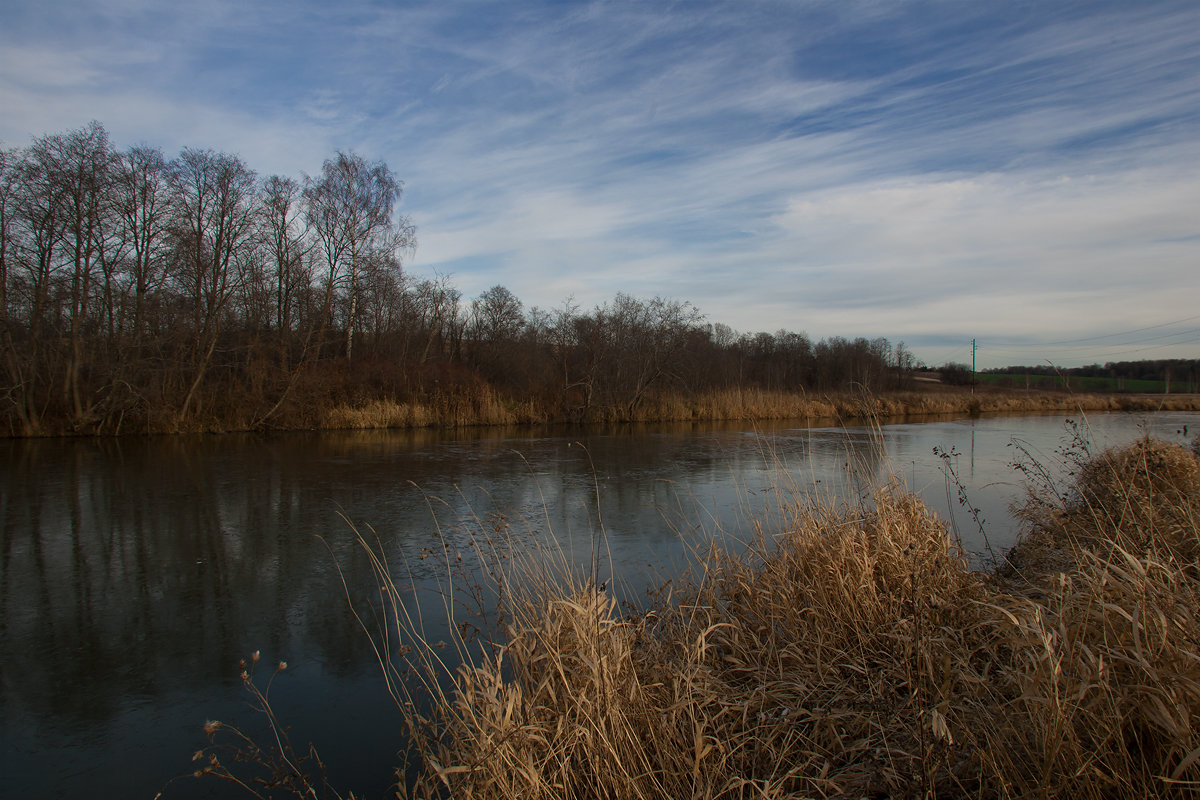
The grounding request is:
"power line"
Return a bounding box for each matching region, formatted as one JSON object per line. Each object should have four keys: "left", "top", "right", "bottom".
{"left": 987, "top": 314, "right": 1200, "bottom": 348}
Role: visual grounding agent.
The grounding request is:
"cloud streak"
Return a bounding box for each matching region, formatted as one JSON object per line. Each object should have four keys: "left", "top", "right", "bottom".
{"left": 2, "top": 0, "right": 1197, "bottom": 368}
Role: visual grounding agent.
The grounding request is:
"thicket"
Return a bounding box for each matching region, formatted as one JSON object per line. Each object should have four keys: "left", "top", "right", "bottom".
{"left": 1, "top": 123, "right": 919, "bottom": 436}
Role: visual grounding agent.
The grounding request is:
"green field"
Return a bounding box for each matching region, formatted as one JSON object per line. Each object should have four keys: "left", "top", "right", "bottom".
{"left": 974, "top": 373, "right": 1176, "bottom": 392}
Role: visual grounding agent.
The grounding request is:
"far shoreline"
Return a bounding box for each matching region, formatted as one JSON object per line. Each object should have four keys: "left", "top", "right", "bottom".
{"left": 5, "top": 388, "right": 1199, "bottom": 439}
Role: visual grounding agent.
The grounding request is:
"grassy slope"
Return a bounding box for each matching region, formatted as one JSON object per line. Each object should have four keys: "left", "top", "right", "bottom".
{"left": 975, "top": 373, "right": 1173, "bottom": 393}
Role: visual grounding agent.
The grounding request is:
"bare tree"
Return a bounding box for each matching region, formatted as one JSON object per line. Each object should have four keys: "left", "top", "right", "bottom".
{"left": 26, "top": 122, "right": 116, "bottom": 424}
{"left": 0, "top": 146, "right": 18, "bottom": 341}
{"left": 543, "top": 297, "right": 590, "bottom": 418}
{"left": 168, "top": 147, "right": 258, "bottom": 425}
{"left": 357, "top": 259, "right": 408, "bottom": 359}
{"left": 259, "top": 175, "right": 311, "bottom": 361}
{"left": 113, "top": 144, "right": 172, "bottom": 352}
{"left": 551, "top": 293, "right": 704, "bottom": 419}
{"left": 594, "top": 293, "right": 703, "bottom": 416}
{"left": 0, "top": 145, "right": 36, "bottom": 433}
{"left": 468, "top": 284, "right": 525, "bottom": 381}
{"left": 303, "top": 152, "right": 415, "bottom": 362}
{"left": 471, "top": 285, "right": 524, "bottom": 342}
{"left": 411, "top": 273, "right": 460, "bottom": 365}
{"left": 1, "top": 122, "right": 926, "bottom": 435}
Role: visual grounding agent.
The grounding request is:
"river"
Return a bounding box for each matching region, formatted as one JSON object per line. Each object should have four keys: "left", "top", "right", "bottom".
{"left": 2, "top": 410, "right": 1197, "bottom": 799}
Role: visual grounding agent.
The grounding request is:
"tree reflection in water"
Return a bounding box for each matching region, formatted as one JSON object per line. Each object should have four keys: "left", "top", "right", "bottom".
{"left": 2, "top": 412, "right": 1198, "bottom": 799}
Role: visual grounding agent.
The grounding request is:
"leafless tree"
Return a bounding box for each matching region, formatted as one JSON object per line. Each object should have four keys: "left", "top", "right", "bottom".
{"left": 0, "top": 122, "right": 917, "bottom": 435}
{"left": 259, "top": 175, "right": 312, "bottom": 361}
{"left": 303, "top": 152, "right": 415, "bottom": 362}
{"left": 410, "top": 273, "right": 461, "bottom": 365}
{"left": 112, "top": 144, "right": 172, "bottom": 352}
{"left": 0, "top": 145, "right": 38, "bottom": 432}
{"left": 167, "top": 147, "right": 258, "bottom": 424}
{"left": 555, "top": 293, "right": 704, "bottom": 418}
{"left": 468, "top": 284, "right": 525, "bottom": 381}
{"left": 25, "top": 122, "right": 117, "bottom": 424}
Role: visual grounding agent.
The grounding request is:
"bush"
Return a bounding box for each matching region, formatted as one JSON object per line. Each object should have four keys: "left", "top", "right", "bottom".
{"left": 940, "top": 362, "right": 973, "bottom": 386}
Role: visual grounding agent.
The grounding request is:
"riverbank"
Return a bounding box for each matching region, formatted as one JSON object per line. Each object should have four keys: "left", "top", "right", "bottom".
{"left": 323, "top": 387, "right": 1200, "bottom": 432}
{"left": 8, "top": 383, "right": 1200, "bottom": 437}
{"left": 379, "top": 435, "right": 1200, "bottom": 799}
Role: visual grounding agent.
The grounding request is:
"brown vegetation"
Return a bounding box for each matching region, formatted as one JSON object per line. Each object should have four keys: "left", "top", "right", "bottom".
{"left": 9, "top": 123, "right": 1196, "bottom": 438}
{"left": 357, "top": 436, "right": 1200, "bottom": 799}
{"left": 318, "top": 388, "right": 1197, "bottom": 433}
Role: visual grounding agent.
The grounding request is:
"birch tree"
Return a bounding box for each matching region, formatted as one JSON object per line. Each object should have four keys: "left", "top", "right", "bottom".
{"left": 303, "top": 152, "right": 415, "bottom": 362}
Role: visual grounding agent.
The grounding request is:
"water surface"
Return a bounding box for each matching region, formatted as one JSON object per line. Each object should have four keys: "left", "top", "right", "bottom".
{"left": 2, "top": 410, "right": 1196, "bottom": 799}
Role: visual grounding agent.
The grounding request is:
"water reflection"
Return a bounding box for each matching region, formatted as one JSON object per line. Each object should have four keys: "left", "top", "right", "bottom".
{"left": 2, "top": 411, "right": 1198, "bottom": 799}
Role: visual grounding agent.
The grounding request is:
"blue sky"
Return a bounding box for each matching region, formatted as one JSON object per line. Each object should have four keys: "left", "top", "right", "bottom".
{"left": 2, "top": 0, "right": 1198, "bottom": 369}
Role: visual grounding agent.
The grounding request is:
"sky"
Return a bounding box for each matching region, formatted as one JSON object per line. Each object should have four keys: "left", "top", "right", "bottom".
{"left": 2, "top": 0, "right": 1198, "bottom": 370}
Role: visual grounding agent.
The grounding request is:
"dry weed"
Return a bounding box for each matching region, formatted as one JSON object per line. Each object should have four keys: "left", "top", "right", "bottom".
{"left": 335, "top": 436, "right": 1200, "bottom": 800}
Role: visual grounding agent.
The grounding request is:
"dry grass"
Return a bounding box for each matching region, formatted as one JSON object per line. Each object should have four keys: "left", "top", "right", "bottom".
{"left": 986, "top": 438, "right": 1200, "bottom": 797}
{"left": 324, "top": 389, "right": 541, "bottom": 430}
{"left": 658, "top": 388, "right": 1200, "bottom": 425}
{"left": 325, "top": 399, "right": 438, "bottom": 429}
{"left": 583, "top": 388, "right": 1200, "bottom": 426}
{"left": 320, "top": 389, "right": 1200, "bottom": 432}
{"left": 636, "top": 388, "right": 840, "bottom": 421}
{"left": 341, "top": 435, "right": 1200, "bottom": 800}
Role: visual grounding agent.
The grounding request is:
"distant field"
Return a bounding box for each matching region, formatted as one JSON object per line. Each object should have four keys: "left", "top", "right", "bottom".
{"left": 975, "top": 373, "right": 1174, "bottom": 392}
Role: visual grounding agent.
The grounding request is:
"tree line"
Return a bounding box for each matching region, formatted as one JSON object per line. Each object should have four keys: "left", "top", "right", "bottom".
{"left": 985, "top": 360, "right": 1200, "bottom": 390}
{"left": 1, "top": 122, "right": 916, "bottom": 435}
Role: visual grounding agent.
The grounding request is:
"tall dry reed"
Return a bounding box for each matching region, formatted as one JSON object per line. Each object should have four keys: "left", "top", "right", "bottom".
{"left": 191, "top": 432, "right": 1199, "bottom": 798}
{"left": 314, "top": 388, "right": 1200, "bottom": 432}
{"left": 323, "top": 387, "right": 540, "bottom": 430}
{"left": 355, "top": 434, "right": 1200, "bottom": 800}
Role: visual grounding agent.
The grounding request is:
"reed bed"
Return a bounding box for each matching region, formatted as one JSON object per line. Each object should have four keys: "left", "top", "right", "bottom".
{"left": 360, "top": 435, "right": 1200, "bottom": 800}
{"left": 321, "top": 389, "right": 1200, "bottom": 432}
{"left": 323, "top": 389, "right": 540, "bottom": 429}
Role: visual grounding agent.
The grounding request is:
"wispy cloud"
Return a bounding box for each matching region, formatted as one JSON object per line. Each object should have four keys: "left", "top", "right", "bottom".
{"left": 2, "top": 0, "right": 1197, "bottom": 367}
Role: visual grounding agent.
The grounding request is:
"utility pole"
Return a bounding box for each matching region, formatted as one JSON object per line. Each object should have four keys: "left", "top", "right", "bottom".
{"left": 971, "top": 338, "right": 976, "bottom": 394}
